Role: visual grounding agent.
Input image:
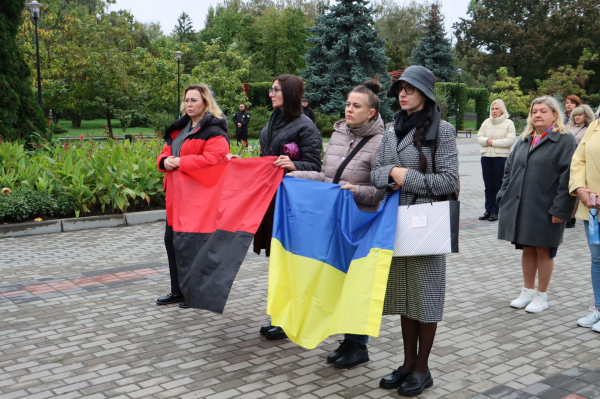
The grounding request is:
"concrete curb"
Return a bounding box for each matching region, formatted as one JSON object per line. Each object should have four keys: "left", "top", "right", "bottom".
{"left": 125, "top": 210, "right": 166, "bottom": 226}
{"left": 62, "top": 215, "right": 126, "bottom": 232}
{"left": 0, "top": 209, "right": 166, "bottom": 239}
{"left": 0, "top": 220, "right": 62, "bottom": 238}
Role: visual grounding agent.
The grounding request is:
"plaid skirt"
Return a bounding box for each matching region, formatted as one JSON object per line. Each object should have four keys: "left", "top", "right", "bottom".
{"left": 382, "top": 255, "right": 446, "bottom": 323}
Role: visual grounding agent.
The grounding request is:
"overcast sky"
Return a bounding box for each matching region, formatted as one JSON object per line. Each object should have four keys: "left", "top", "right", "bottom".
{"left": 112, "top": 0, "right": 471, "bottom": 38}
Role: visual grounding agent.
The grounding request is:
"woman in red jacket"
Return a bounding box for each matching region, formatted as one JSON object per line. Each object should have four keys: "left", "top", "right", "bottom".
{"left": 155, "top": 84, "right": 230, "bottom": 308}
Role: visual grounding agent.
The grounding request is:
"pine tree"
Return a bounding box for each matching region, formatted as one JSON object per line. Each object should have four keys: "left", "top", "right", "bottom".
{"left": 173, "top": 12, "right": 195, "bottom": 43}
{"left": 303, "top": 0, "right": 394, "bottom": 120}
{"left": 0, "top": 0, "right": 46, "bottom": 141}
{"left": 411, "top": 3, "right": 455, "bottom": 82}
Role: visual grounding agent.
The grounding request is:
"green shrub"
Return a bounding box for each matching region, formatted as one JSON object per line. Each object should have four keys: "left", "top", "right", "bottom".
{"left": 148, "top": 111, "right": 175, "bottom": 136}
{"left": 314, "top": 113, "right": 339, "bottom": 138}
{"left": 0, "top": 188, "right": 76, "bottom": 221}
{"left": 247, "top": 105, "right": 271, "bottom": 139}
{"left": 247, "top": 82, "right": 272, "bottom": 107}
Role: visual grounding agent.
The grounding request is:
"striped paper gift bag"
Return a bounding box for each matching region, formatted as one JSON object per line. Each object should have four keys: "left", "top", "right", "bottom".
{"left": 393, "top": 201, "right": 460, "bottom": 257}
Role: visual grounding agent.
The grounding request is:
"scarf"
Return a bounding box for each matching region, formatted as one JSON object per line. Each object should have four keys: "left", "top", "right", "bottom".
{"left": 530, "top": 126, "right": 553, "bottom": 151}
{"left": 394, "top": 109, "right": 425, "bottom": 141}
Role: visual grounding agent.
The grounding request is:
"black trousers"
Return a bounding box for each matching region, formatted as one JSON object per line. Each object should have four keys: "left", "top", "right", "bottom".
{"left": 481, "top": 157, "right": 506, "bottom": 214}
{"left": 164, "top": 223, "right": 182, "bottom": 296}
{"left": 236, "top": 130, "right": 248, "bottom": 145}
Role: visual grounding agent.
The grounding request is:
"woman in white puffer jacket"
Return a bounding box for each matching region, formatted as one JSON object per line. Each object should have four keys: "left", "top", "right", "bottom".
{"left": 476, "top": 99, "right": 516, "bottom": 222}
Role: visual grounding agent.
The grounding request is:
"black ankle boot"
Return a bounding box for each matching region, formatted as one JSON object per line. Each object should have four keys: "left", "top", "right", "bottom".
{"left": 265, "top": 326, "right": 287, "bottom": 340}
{"left": 326, "top": 338, "right": 352, "bottom": 363}
{"left": 478, "top": 212, "right": 490, "bottom": 220}
{"left": 488, "top": 213, "right": 498, "bottom": 222}
{"left": 334, "top": 341, "right": 369, "bottom": 369}
{"left": 259, "top": 323, "right": 273, "bottom": 336}
{"left": 379, "top": 365, "right": 411, "bottom": 389}
{"left": 398, "top": 369, "right": 433, "bottom": 397}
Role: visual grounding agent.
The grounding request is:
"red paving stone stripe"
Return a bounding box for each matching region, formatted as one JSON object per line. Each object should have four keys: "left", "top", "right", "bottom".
{"left": 562, "top": 395, "right": 588, "bottom": 399}
{"left": 2, "top": 290, "right": 28, "bottom": 297}
{"left": 71, "top": 277, "right": 102, "bottom": 287}
{"left": 1, "top": 268, "right": 169, "bottom": 298}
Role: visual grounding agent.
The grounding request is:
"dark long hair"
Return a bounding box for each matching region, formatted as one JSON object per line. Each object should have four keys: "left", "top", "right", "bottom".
{"left": 413, "top": 99, "right": 436, "bottom": 172}
{"left": 273, "top": 74, "right": 303, "bottom": 122}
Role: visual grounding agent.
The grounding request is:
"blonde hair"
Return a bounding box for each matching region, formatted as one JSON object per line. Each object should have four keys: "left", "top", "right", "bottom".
{"left": 521, "top": 96, "right": 567, "bottom": 141}
{"left": 568, "top": 104, "right": 595, "bottom": 128}
{"left": 180, "top": 84, "right": 224, "bottom": 120}
{"left": 490, "top": 99, "right": 509, "bottom": 119}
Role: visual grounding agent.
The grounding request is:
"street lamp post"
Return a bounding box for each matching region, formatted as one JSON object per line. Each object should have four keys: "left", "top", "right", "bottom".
{"left": 175, "top": 51, "right": 183, "bottom": 118}
{"left": 26, "top": 1, "right": 44, "bottom": 110}
{"left": 456, "top": 67, "right": 463, "bottom": 130}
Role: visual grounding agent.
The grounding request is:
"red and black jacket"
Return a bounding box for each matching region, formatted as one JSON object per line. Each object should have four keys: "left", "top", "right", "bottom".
{"left": 157, "top": 113, "right": 230, "bottom": 224}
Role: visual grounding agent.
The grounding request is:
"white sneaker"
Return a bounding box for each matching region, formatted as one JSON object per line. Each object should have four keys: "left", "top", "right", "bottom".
{"left": 525, "top": 291, "right": 548, "bottom": 313}
{"left": 510, "top": 287, "right": 535, "bottom": 309}
{"left": 592, "top": 320, "right": 600, "bottom": 333}
{"left": 577, "top": 306, "right": 600, "bottom": 328}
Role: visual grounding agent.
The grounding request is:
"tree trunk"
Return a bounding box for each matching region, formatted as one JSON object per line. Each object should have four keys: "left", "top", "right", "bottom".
{"left": 70, "top": 112, "right": 81, "bottom": 128}
{"left": 106, "top": 110, "right": 114, "bottom": 139}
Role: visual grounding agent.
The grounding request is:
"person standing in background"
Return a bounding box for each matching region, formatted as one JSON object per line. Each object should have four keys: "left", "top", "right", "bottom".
{"left": 476, "top": 99, "right": 516, "bottom": 222}
{"left": 302, "top": 98, "right": 316, "bottom": 123}
{"left": 564, "top": 95, "right": 581, "bottom": 124}
{"left": 233, "top": 104, "right": 250, "bottom": 146}
{"left": 566, "top": 104, "right": 596, "bottom": 228}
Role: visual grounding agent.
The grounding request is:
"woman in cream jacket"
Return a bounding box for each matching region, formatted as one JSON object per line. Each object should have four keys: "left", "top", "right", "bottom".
{"left": 570, "top": 119, "right": 600, "bottom": 331}
{"left": 476, "top": 99, "right": 516, "bottom": 221}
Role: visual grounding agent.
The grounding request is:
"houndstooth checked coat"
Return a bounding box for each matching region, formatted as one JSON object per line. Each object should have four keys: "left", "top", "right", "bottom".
{"left": 371, "top": 112, "right": 459, "bottom": 323}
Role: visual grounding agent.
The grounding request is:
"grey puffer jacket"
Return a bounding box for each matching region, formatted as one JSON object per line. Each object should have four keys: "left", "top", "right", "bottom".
{"left": 292, "top": 117, "right": 385, "bottom": 211}
{"left": 260, "top": 109, "right": 322, "bottom": 171}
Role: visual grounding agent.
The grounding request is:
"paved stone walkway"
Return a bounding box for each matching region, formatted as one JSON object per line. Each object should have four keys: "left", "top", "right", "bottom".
{"left": 1, "top": 138, "right": 600, "bottom": 399}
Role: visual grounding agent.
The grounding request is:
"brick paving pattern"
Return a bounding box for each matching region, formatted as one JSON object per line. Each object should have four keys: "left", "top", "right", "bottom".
{"left": 1, "top": 138, "right": 600, "bottom": 398}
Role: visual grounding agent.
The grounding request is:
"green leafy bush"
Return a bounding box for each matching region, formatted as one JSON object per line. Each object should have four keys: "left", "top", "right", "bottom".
{"left": 0, "top": 188, "right": 78, "bottom": 221}
{"left": 247, "top": 82, "right": 272, "bottom": 107}
{"left": 247, "top": 105, "right": 271, "bottom": 139}
{"left": 148, "top": 111, "right": 175, "bottom": 136}
{"left": 0, "top": 139, "right": 165, "bottom": 219}
{"left": 314, "top": 113, "right": 339, "bottom": 138}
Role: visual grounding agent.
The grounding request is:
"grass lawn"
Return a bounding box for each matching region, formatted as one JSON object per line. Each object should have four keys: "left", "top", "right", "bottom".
{"left": 55, "top": 119, "right": 157, "bottom": 137}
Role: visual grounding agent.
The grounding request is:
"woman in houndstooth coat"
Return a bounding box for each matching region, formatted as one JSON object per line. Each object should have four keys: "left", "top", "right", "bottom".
{"left": 371, "top": 66, "right": 459, "bottom": 397}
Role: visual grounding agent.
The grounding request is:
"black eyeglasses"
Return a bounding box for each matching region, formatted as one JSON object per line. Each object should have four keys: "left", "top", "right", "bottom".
{"left": 269, "top": 88, "right": 281, "bottom": 95}
{"left": 398, "top": 84, "right": 415, "bottom": 95}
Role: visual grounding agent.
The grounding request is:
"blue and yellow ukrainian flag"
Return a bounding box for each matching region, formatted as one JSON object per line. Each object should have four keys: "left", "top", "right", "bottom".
{"left": 267, "top": 176, "right": 399, "bottom": 349}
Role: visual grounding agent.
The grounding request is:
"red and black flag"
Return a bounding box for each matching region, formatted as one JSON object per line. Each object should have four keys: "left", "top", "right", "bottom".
{"left": 170, "top": 157, "right": 283, "bottom": 313}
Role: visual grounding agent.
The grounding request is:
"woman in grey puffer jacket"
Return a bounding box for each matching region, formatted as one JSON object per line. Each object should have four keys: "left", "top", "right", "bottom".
{"left": 292, "top": 110, "right": 385, "bottom": 211}
{"left": 290, "top": 79, "right": 385, "bottom": 368}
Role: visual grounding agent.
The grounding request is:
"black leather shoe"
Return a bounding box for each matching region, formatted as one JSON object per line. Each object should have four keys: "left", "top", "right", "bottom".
{"left": 478, "top": 212, "right": 490, "bottom": 220}
{"left": 380, "top": 365, "right": 411, "bottom": 389}
{"left": 488, "top": 214, "right": 498, "bottom": 222}
{"left": 398, "top": 370, "right": 433, "bottom": 397}
{"left": 178, "top": 301, "right": 190, "bottom": 309}
{"left": 265, "top": 326, "right": 287, "bottom": 340}
{"left": 334, "top": 341, "right": 369, "bottom": 369}
{"left": 566, "top": 218, "right": 576, "bottom": 228}
{"left": 156, "top": 293, "right": 184, "bottom": 305}
{"left": 326, "top": 338, "right": 353, "bottom": 363}
{"left": 260, "top": 323, "right": 273, "bottom": 336}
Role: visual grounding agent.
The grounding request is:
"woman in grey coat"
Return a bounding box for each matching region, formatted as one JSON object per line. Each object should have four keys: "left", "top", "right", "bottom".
{"left": 498, "top": 96, "right": 577, "bottom": 314}
{"left": 371, "top": 66, "right": 459, "bottom": 397}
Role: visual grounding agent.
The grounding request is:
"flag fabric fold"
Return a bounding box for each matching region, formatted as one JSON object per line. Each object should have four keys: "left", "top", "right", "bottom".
{"left": 171, "top": 157, "right": 283, "bottom": 313}
{"left": 267, "top": 176, "right": 399, "bottom": 349}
